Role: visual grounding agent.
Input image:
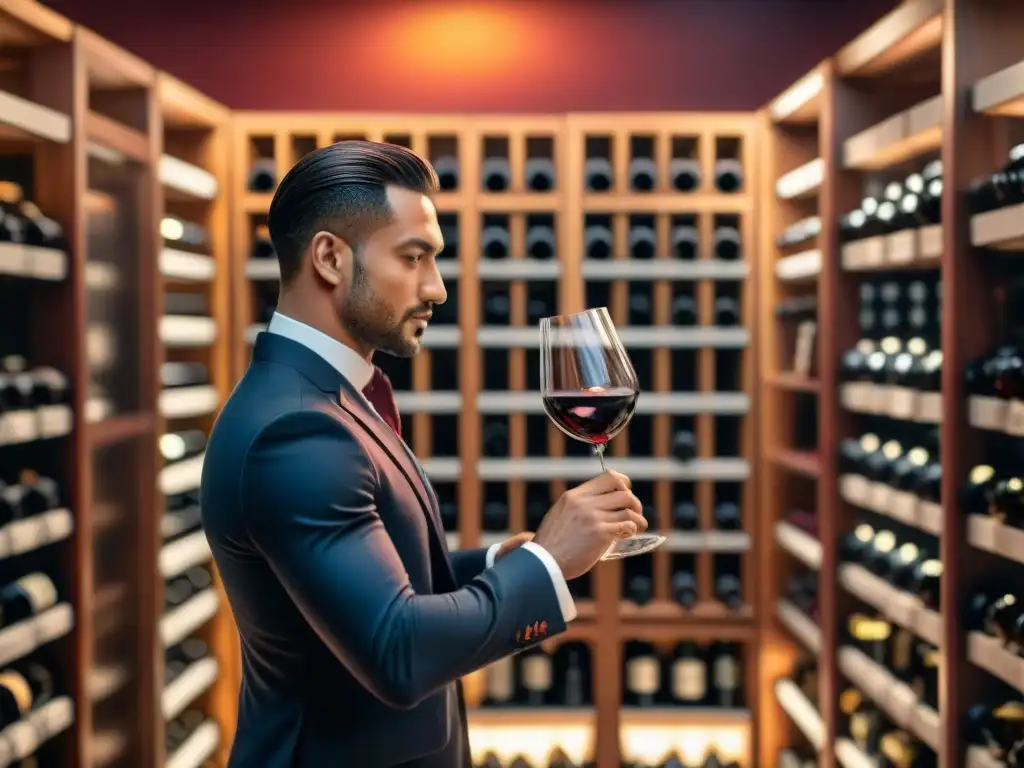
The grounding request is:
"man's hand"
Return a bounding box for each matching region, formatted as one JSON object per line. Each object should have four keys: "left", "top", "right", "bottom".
{"left": 533, "top": 470, "right": 646, "bottom": 581}
{"left": 494, "top": 531, "right": 535, "bottom": 562}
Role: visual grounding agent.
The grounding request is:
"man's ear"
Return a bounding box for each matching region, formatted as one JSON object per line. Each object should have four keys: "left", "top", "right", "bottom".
{"left": 309, "top": 231, "right": 352, "bottom": 286}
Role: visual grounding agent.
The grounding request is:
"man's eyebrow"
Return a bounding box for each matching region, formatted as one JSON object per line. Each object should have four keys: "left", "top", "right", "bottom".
{"left": 395, "top": 236, "right": 441, "bottom": 253}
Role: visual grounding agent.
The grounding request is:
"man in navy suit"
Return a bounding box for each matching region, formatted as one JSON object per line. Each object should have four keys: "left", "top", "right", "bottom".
{"left": 200, "top": 140, "right": 647, "bottom": 767}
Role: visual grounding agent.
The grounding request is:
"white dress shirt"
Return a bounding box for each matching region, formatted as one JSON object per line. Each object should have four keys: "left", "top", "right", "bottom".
{"left": 266, "top": 312, "right": 577, "bottom": 622}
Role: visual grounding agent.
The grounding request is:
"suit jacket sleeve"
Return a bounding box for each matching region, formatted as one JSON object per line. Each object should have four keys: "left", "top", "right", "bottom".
{"left": 449, "top": 549, "right": 489, "bottom": 587}
{"left": 241, "top": 411, "right": 568, "bottom": 710}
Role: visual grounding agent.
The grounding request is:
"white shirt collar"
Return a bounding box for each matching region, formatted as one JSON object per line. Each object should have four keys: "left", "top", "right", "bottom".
{"left": 266, "top": 311, "right": 375, "bottom": 391}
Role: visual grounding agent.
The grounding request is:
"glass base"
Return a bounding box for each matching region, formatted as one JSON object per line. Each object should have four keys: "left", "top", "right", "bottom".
{"left": 600, "top": 532, "right": 667, "bottom": 560}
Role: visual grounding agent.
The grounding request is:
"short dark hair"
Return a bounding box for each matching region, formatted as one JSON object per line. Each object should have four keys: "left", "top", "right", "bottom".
{"left": 267, "top": 140, "right": 440, "bottom": 285}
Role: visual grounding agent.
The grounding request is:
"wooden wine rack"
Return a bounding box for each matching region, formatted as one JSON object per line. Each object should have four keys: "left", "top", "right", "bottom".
{"left": 759, "top": 2, "right": 1024, "bottom": 768}
{"left": 231, "top": 111, "right": 759, "bottom": 768}
{"left": 0, "top": 4, "right": 239, "bottom": 767}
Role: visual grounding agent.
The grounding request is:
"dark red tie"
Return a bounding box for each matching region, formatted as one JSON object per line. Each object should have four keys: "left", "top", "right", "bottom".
{"left": 363, "top": 367, "right": 401, "bottom": 436}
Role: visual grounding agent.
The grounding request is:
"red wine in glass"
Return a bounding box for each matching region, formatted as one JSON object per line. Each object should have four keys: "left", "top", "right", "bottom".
{"left": 540, "top": 307, "right": 665, "bottom": 559}
{"left": 542, "top": 388, "right": 638, "bottom": 446}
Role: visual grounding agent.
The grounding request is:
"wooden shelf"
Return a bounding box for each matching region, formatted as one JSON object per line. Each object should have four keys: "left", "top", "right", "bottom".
{"left": 769, "top": 66, "right": 826, "bottom": 125}
{"left": 0, "top": 0, "right": 74, "bottom": 45}
{"left": 843, "top": 99, "right": 943, "bottom": 171}
{"left": 834, "top": 0, "right": 943, "bottom": 77}
{"left": 769, "top": 449, "right": 821, "bottom": 478}
{"left": 85, "top": 110, "right": 150, "bottom": 164}
{"left": 769, "top": 373, "right": 821, "bottom": 394}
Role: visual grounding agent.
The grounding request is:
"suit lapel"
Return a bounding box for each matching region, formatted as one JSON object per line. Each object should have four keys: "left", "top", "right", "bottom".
{"left": 337, "top": 387, "right": 455, "bottom": 580}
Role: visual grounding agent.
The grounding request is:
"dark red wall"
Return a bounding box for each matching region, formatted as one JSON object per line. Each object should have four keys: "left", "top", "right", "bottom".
{"left": 46, "top": 0, "right": 896, "bottom": 112}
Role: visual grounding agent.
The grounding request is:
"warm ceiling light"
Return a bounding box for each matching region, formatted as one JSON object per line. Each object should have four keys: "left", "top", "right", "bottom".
{"left": 375, "top": 4, "right": 540, "bottom": 79}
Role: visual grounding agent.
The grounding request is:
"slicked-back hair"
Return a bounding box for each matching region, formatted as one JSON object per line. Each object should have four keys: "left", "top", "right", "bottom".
{"left": 267, "top": 140, "right": 440, "bottom": 285}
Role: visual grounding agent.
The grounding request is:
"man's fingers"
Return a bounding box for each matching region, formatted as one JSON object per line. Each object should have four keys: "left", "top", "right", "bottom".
{"left": 577, "top": 469, "right": 631, "bottom": 495}
{"left": 605, "top": 520, "right": 638, "bottom": 539}
{"left": 593, "top": 490, "right": 642, "bottom": 515}
{"left": 601, "top": 506, "right": 648, "bottom": 532}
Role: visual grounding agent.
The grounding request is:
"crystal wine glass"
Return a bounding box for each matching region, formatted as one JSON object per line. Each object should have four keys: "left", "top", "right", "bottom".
{"left": 539, "top": 307, "right": 666, "bottom": 560}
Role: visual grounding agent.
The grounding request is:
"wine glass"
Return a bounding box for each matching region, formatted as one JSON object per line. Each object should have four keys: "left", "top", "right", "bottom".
{"left": 539, "top": 307, "right": 666, "bottom": 560}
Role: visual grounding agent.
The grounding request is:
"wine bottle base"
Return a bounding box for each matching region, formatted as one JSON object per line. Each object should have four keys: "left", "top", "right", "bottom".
{"left": 601, "top": 533, "right": 667, "bottom": 560}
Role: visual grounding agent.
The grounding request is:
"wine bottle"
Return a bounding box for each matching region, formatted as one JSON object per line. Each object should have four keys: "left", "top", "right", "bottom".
{"left": 160, "top": 430, "right": 207, "bottom": 463}
{"left": 161, "top": 215, "right": 210, "bottom": 252}
{"left": 710, "top": 641, "right": 741, "bottom": 707}
{"left": 481, "top": 225, "right": 509, "bottom": 260}
{"left": 670, "top": 157, "right": 701, "bottom": 192}
{"left": 629, "top": 225, "right": 656, "bottom": 260}
{"left": 517, "top": 646, "right": 552, "bottom": 706}
{"left": 624, "top": 560, "right": 653, "bottom": 606}
{"left": 0, "top": 669, "right": 31, "bottom": 729}
{"left": 584, "top": 157, "right": 613, "bottom": 192}
{"left": 10, "top": 188, "right": 65, "bottom": 251}
{"left": 433, "top": 155, "right": 459, "bottom": 191}
{"left": 887, "top": 541, "right": 924, "bottom": 590}
{"left": 671, "top": 430, "right": 697, "bottom": 462}
{"left": 863, "top": 529, "right": 898, "bottom": 576}
{"left": 483, "top": 656, "right": 515, "bottom": 706}
{"left": 252, "top": 224, "right": 275, "bottom": 259}
{"left": 713, "top": 159, "right": 743, "bottom": 193}
{"left": 848, "top": 613, "right": 892, "bottom": 665}
{"left": 963, "top": 464, "right": 998, "bottom": 516}
{"left": 777, "top": 216, "right": 821, "bottom": 249}
{"left": 526, "top": 224, "right": 556, "bottom": 260}
{"left": 671, "top": 224, "right": 698, "bottom": 260}
{"left": 713, "top": 297, "right": 740, "bottom": 326}
{"left": 482, "top": 419, "right": 509, "bottom": 457}
{"left": 965, "top": 700, "right": 1024, "bottom": 763}
{"left": 584, "top": 224, "right": 612, "bottom": 260}
{"left": 671, "top": 568, "right": 698, "bottom": 609}
{"left": 524, "top": 157, "right": 556, "bottom": 192}
{"left": 713, "top": 224, "right": 741, "bottom": 260}
{"left": 673, "top": 501, "right": 699, "bottom": 531}
{"left": 0, "top": 572, "right": 58, "bottom": 627}
{"left": 714, "top": 502, "right": 741, "bottom": 531}
{"left": 482, "top": 501, "right": 508, "bottom": 533}
{"left": 439, "top": 500, "right": 458, "bottom": 532}
{"left": 669, "top": 641, "right": 707, "bottom": 705}
{"left": 671, "top": 296, "right": 698, "bottom": 326}
{"left": 622, "top": 641, "right": 661, "bottom": 706}
{"left": 990, "top": 477, "right": 1024, "bottom": 527}
{"left": 482, "top": 293, "right": 510, "bottom": 325}
{"left": 715, "top": 568, "right": 743, "bottom": 611}
{"left": 628, "top": 157, "right": 657, "bottom": 192}
{"left": 161, "top": 362, "right": 209, "bottom": 389}
{"left": 557, "top": 643, "right": 589, "bottom": 706}
{"left": 247, "top": 158, "right": 276, "bottom": 192}
{"left": 629, "top": 287, "right": 653, "bottom": 326}
{"left": 481, "top": 157, "right": 511, "bottom": 192}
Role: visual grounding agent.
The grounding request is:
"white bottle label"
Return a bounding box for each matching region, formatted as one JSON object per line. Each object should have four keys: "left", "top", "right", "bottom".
{"left": 487, "top": 657, "right": 514, "bottom": 702}
{"left": 713, "top": 654, "right": 738, "bottom": 690}
{"left": 672, "top": 658, "right": 706, "bottom": 701}
{"left": 521, "top": 655, "right": 552, "bottom": 691}
{"left": 626, "top": 656, "right": 659, "bottom": 696}
{"left": 15, "top": 573, "right": 57, "bottom": 614}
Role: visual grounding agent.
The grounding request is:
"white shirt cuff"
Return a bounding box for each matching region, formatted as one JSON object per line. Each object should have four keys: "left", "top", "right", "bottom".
{"left": 485, "top": 542, "right": 501, "bottom": 569}
{"left": 485, "top": 540, "right": 577, "bottom": 623}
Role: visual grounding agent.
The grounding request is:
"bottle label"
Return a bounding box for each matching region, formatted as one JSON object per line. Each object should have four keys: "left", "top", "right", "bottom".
{"left": 0, "top": 670, "right": 32, "bottom": 715}
{"left": 626, "top": 656, "right": 659, "bottom": 695}
{"left": 487, "top": 657, "right": 514, "bottom": 701}
{"left": 15, "top": 573, "right": 57, "bottom": 614}
{"left": 672, "top": 658, "right": 706, "bottom": 701}
{"left": 521, "top": 655, "right": 552, "bottom": 692}
{"left": 713, "top": 654, "right": 738, "bottom": 690}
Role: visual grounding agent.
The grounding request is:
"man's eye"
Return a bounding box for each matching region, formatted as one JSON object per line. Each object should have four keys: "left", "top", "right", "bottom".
{"left": 404, "top": 253, "right": 422, "bottom": 263}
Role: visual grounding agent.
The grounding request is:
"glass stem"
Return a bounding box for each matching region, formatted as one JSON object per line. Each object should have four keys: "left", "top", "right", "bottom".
{"left": 596, "top": 443, "right": 608, "bottom": 473}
